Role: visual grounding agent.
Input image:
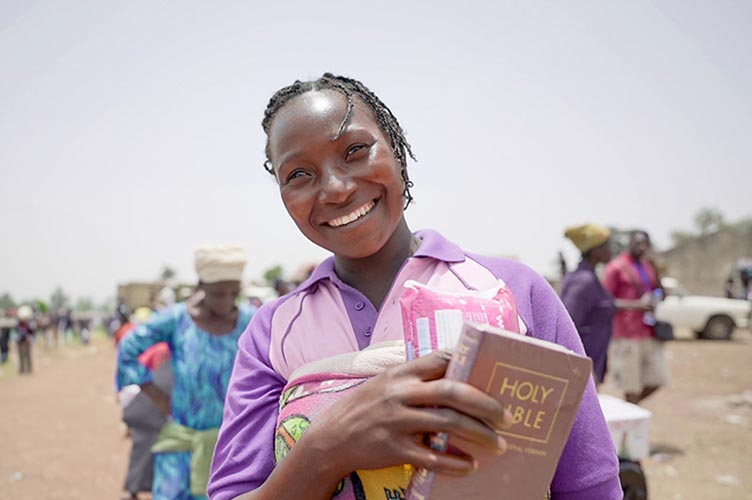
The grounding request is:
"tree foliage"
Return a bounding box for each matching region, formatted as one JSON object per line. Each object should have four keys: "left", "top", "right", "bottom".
{"left": 160, "top": 265, "right": 177, "bottom": 282}
{"left": 50, "top": 287, "right": 69, "bottom": 311}
{"left": 75, "top": 297, "right": 95, "bottom": 312}
{"left": 262, "top": 265, "right": 284, "bottom": 286}
{"left": 0, "top": 292, "right": 15, "bottom": 309}
{"left": 693, "top": 207, "right": 725, "bottom": 236}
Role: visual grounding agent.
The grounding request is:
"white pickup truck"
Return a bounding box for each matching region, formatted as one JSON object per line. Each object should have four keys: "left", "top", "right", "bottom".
{"left": 655, "top": 277, "right": 752, "bottom": 340}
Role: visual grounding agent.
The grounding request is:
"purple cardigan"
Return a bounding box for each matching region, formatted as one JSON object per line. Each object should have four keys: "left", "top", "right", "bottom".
{"left": 208, "top": 230, "right": 622, "bottom": 500}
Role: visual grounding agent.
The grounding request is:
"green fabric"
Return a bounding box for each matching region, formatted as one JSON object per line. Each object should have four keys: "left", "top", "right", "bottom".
{"left": 151, "top": 421, "right": 219, "bottom": 496}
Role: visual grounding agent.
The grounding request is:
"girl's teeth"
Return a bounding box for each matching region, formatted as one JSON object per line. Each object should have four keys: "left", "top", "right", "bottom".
{"left": 329, "top": 202, "right": 374, "bottom": 227}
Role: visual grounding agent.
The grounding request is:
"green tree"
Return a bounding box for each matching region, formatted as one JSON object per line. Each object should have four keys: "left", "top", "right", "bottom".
{"left": 75, "top": 297, "right": 95, "bottom": 312}
{"left": 33, "top": 300, "right": 49, "bottom": 313}
{"left": 50, "top": 287, "right": 69, "bottom": 311}
{"left": 0, "top": 292, "right": 15, "bottom": 309}
{"left": 160, "top": 265, "right": 177, "bottom": 282}
{"left": 694, "top": 207, "right": 725, "bottom": 236}
{"left": 262, "top": 265, "right": 284, "bottom": 286}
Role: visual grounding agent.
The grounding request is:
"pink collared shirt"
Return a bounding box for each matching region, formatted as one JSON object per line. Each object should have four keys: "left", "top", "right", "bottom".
{"left": 603, "top": 252, "right": 659, "bottom": 340}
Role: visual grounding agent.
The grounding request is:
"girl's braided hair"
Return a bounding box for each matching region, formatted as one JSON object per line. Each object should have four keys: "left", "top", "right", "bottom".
{"left": 261, "top": 73, "right": 417, "bottom": 208}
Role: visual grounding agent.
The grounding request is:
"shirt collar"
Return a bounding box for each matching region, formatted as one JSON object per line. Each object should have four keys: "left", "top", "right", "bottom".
{"left": 294, "top": 229, "right": 466, "bottom": 292}
{"left": 577, "top": 260, "right": 595, "bottom": 272}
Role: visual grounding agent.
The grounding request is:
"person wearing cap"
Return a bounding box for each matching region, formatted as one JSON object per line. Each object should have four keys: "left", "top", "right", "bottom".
{"left": 560, "top": 224, "right": 616, "bottom": 386}
{"left": 15, "top": 305, "right": 36, "bottom": 374}
{"left": 116, "top": 245, "right": 253, "bottom": 500}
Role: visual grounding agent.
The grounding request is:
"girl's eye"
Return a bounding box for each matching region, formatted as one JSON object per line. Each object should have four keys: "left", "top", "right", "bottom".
{"left": 345, "top": 143, "right": 369, "bottom": 159}
{"left": 286, "top": 170, "right": 308, "bottom": 183}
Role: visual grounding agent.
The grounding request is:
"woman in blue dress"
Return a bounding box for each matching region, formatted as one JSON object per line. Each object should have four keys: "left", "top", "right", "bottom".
{"left": 117, "top": 244, "right": 253, "bottom": 500}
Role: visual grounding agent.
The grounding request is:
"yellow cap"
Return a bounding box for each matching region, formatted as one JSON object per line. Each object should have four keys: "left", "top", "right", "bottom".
{"left": 564, "top": 224, "right": 611, "bottom": 253}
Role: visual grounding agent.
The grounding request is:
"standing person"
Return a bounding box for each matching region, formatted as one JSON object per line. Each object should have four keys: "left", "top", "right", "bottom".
{"left": 603, "top": 230, "right": 667, "bottom": 405}
{"left": 724, "top": 277, "right": 737, "bottom": 299}
{"left": 0, "top": 310, "right": 13, "bottom": 364}
{"left": 560, "top": 224, "right": 616, "bottom": 387}
{"left": 208, "top": 73, "right": 621, "bottom": 500}
{"left": 114, "top": 305, "right": 136, "bottom": 345}
{"left": 117, "top": 245, "right": 253, "bottom": 500}
{"left": 15, "top": 305, "right": 35, "bottom": 374}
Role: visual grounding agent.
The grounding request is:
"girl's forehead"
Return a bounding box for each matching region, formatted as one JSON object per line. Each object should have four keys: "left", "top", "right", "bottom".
{"left": 275, "top": 89, "right": 346, "bottom": 123}
{"left": 272, "top": 90, "right": 376, "bottom": 131}
{"left": 268, "top": 90, "right": 380, "bottom": 148}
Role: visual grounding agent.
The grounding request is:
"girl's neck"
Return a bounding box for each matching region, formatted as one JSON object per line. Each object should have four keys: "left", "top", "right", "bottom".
{"left": 334, "top": 218, "right": 414, "bottom": 310}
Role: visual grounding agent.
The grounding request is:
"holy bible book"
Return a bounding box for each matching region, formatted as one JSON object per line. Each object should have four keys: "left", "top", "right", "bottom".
{"left": 406, "top": 322, "right": 593, "bottom": 500}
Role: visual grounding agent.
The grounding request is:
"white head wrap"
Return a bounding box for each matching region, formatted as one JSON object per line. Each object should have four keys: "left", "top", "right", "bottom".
{"left": 194, "top": 244, "right": 247, "bottom": 284}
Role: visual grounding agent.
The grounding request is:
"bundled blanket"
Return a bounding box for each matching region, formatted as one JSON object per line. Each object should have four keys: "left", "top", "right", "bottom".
{"left": 274, "top": 340, "right": 414, "bottom": 500}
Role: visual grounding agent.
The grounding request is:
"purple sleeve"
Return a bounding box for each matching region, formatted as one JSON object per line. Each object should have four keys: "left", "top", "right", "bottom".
{"left": 208, "top": 301, "right": 287, "bottom": 500}
{"left": 559, "top": 273, "right": 597, "bottom": 330}
{"left": 470, "top": 255, "right": 623, "bottom": 499}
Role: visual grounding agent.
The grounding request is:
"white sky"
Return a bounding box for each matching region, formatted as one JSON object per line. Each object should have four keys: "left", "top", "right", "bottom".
{"left": 1, "top": 0, "right": 750, "bottom": 304}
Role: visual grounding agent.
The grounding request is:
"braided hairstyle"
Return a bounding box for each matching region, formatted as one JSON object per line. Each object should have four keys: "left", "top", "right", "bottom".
{"left": 261, "top": 73, "right": 417, "bottom": 209}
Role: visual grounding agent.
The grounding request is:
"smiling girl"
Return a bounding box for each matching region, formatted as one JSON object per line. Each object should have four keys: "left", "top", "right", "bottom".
{"left": 208, "top": 74, "right": 622, "bottom": 500}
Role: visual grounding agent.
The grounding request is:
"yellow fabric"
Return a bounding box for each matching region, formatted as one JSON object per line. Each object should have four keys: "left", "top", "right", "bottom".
{"left": 355, "top": 465, "right": 414, "bottom": 498}
{"left": 564, "top": 224, "right": 610, "bottom": 253}
{"left": 151, "top": 421, "right": 219, "bottom": 496}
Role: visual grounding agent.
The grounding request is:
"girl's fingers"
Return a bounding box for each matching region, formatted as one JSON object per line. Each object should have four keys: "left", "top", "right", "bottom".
{"left": 399, "top": 407, "right": 507, "bottom": 453}
{"left": 395, "top": 350, "right": 452, "bottom": 381}
{"left": 399, "top": 378, "right": 511, "bottom": 430}
{"left": 400, "top": 442, "right": 478, "bottom": 476}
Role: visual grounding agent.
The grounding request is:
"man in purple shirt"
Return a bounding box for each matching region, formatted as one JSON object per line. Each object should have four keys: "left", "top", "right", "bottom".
{"left": 560, "top": 224, "right": 617, "bottom": 385}
{"left": 209, "top": 74, "right": 622, "bottom": 500}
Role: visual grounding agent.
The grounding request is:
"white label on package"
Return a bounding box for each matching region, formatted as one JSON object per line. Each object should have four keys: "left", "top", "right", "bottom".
{"left": 434, "top": 309, "right": 465, "bottom": 350}
{"left": 416, "top": 317, "right": 433, "bottom": 357}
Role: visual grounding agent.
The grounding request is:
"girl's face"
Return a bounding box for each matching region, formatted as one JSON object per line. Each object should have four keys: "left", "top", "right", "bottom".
{"left": 267, "top": 90, "right": 406, "bottom": 260}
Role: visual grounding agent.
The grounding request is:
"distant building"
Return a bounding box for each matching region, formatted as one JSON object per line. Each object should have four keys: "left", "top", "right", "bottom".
{"left": 656, "top": 227, "right": 752, "bottom": 297}
{"left": 117, "top": 282, "right": 195, "bottom": 311}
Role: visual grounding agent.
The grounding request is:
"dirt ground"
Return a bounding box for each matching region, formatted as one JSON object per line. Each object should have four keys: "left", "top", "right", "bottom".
{"left": 1, "top": 330, "right": 751, "bottom": 500}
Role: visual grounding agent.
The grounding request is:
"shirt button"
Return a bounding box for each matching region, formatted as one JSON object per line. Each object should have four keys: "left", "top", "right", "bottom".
{"left": 354, "top": 301, "right": 365, "bottom": 311}
{"left": 363, "top": 327, "right": 372, "bottom": 337}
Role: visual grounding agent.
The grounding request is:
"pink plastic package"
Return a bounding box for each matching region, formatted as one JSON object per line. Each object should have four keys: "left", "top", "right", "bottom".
{"left": 399, "top": 280, "right": 521, "bottom": 360}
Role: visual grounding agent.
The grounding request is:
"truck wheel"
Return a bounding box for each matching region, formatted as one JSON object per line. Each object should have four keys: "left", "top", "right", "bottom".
{"left": 619, "top": 459, "right": 648, "bottom": 500}
{"left": 701, "top": 315, "right": 734, "bottom": 340}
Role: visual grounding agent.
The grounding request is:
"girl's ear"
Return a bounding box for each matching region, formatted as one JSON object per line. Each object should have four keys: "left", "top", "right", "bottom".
{"left": 264, "top": 160, "right": 274, "bottom": 175}
{"left": 264, "top": 160, "right": 281, "bottom": 184}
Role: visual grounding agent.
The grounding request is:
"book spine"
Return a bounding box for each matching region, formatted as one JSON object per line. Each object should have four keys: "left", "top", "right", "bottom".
{"left": 406, "top": 327, "right": 483, "bottom": 500}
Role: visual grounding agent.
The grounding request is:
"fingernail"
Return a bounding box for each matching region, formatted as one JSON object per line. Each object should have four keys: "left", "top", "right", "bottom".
{"left": 500, "top": 408, "right": 513, "bottom": 429}
{"left": 496, "top": 437, "right": 507, "bottom": 455}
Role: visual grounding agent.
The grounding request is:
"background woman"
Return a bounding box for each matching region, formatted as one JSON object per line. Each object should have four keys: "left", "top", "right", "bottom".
{"left": 117, "top": 245, "right": 252, "bottom": 500}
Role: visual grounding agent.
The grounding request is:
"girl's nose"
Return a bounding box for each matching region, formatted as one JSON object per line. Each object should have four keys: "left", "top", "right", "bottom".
{"left": 318, "top": 167, "right": 356, "bottom": 204}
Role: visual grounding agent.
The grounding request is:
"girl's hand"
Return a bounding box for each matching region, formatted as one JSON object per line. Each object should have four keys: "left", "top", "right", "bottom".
{"left": 303, "top": 350, "right": 512, "bottom": 479}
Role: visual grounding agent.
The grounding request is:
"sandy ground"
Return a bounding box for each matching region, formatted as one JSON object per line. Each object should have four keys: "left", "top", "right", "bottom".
{"left": 1, "top": 329, "right": 751, "bottom": 500}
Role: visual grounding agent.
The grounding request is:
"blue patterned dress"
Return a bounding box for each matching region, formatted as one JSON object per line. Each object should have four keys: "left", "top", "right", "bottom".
{"left": 117, "top": 303, "right": 252, "bottom": 500}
